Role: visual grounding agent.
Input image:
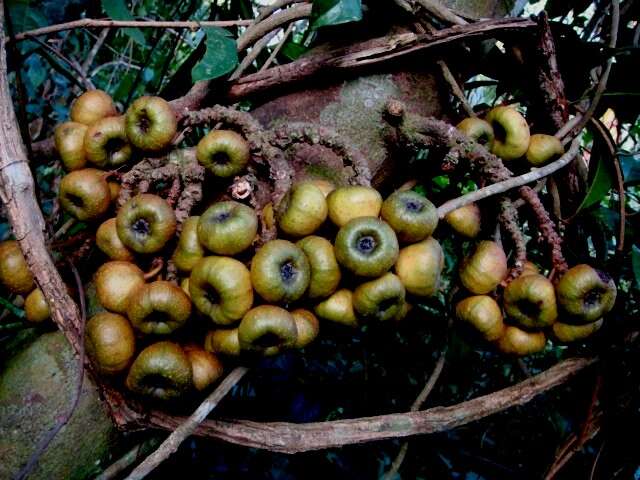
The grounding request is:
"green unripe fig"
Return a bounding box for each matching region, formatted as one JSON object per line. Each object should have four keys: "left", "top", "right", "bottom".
{"left": 0, "top": 240, "right": 34, "bottom": 294}
{"left": 456, "top": 117, "right": 495, "bottom": 145}
{"left": 70, "top": 89, "right": 117, "bottom": 126}
{"left": 196, "top": 130, "right": 250, "bottom": 177}
{"left": 86, "top": 312, "right": 136, "bottom": 375}
{"left": 395, "top": 237, "right": 444, "bottom": 296}
{"left": 205, "top": 328, "right": 241, "bottom": 357}
{"left": 126, "top": 341, "right": 193, "bottom": 401}
{"left": 551, "top": 318, "right": 603, "bottom": 343}
{"left": 334, "top": 217, "right": 399, "bottom": 277}
{"left": 184, "top": 345, "right": 224, "bottom": 391}
{"left": 459, "top": 241, "right": 508, "bottom": 294}
{"left": 95, "top": 261, "right": 145, "bottom": 314}
{"left": 526, "top": 134, "right": 564, "bottom": 167}
{"left": 54, "top": 121, "right": 88, "bottom": 171}
{"left": 251, "top": 240, "right": 310, "bottom": 304}
{"left": 84, "top": 116, "right": 132, "bottom": 168}
{"left": 189, "top": 256, "right": 253, "bottom": 326}
{"left": 198, "top": 201, "right": 258, "bottom": 255}
{"left": 125, "top": 96, "right": 177, "bottom": 151}
{"left": 238, "top": 305, "right": 298, "bottom": 356}
{"left": 314, "top": 289, "right": 358, "bottom": 328}
{"left": 353, "top": 273, "right": 406, "bottom": 322}
{"left": 455, "top": 295, "right": 505, "bottom": 341}
{"left": 327, "top": 186, "right": 382, "bottom": 227}
{"left": 96, "top": 218, "right": 135, "bottom": 262}
{"left": 127, "top": 280, "right": 191, "bottom": 335}
{"left": 495, "top": 326, "right": 546, "bottom": 356}
{"left": 444, "top": 203, "right": 481, "bottom": 238}
{"left": 59, "top": 168, "right": 111, "bottom": 221}
{"left": 172, "top": 216, "right": 205, "bottom": 272}
{"left": 291, "top": 308, "right": 320, "bottom": 348}
{"left": 381, "top": 190, "right": 438, "bottom": 243}
{"left": 24, "top": 288, "right": 50, "bottom": 323}
{"left": 503, "top": 273, "right": 557, "bottom": 329}
{"left": 555, "top": 264, "right": 616, "bottom": 324}
{"left": 277, "top": 182, "right": 328, "bottom": 237}
{"left": 116, "top": 193, "right": 176, "bottom": 254}
{"left": 296, "top": 236, "right": 341, "bottom": 299}
{"left": 485, "top": 106, "right": 530, "bottom": 161}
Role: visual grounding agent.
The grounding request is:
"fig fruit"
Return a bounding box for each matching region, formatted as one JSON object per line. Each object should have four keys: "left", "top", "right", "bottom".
{"left": 310, "top": 179, "right": 335, "bottom": 197}
{"left": 172, "top": 216, "right": 205, "bottom": 272}
{"left": 277, "top": 182, "right": 328, "bottom": 237}
{"left": 314, "top": 288, "right": 358, "bottom": 328}
{"left": 205, "top": 328, "right": 241, "bottom": 357}
{"left": 250, "top": 240, "right": 310, "bottom": 304}
{"left": 85, "top": 312, "right": 135, "bottom": 375}
{"left": 96, "top": 218, "right": 135, "bottom": 262}
{"left": 84, "top": 116, "right": 132, "bottom": 168}
{"left": 455, "top": 295, "right": 505, "bottom": 341}
{"left": 551, "top": 319, "right": 603, "bottom": 343}
{"left": 459, "top": 241, "right": 508, "bottom": 294}
{"left": 70, "top": 89, "right": 117, "bottom": 126}
{"left": 291, "top": 309, "right": 320, "bottom": 348}
{"left": 380, "top": 190, "right": 438, "bottom": 243}
{"left": 395, "top": 237, "right": 444, "bottom": 297}
{"left": 126, "top": 341, "right": 193, "bottom": 401}
{"left": 124, "top": 96, "right": 177, "bottom": 151}
{"left": 59, "top": 168, "right": 111, "bottom": 221}
{"left": 456, "top": 117, "right": 495, "bottom": 145}
{"left": 334, "top": 217, "right": 399, "bottom": 277}
{"left": 503, "top": 273, "right": 557, "bottom": 329}
{"left": 196, "top": 130, "right": 250, "bottom": 177}
{"left": 495, "top": 326, "right": 546, "bottom": 356}
{"left": 184, "top": 345, "right": 224, "bottom": 391}
{"left": 95, "top": 261, "right": 145, "bottom": 314}
{"left": 127, "top": 280, "right": 191, "bottom": 335}
{"left": 198, "top": 201, "right": 258, "bottom": 255}
{"left": 555, "top": 264, "right": 616, "bottom": 323}
{"left": 238, "top": 305, "right": 298, "bottom": 356}
{"left": 352, "top": 273, "right": 406, "bottom": 322}
{"left": 521, "top": 261, "right": 540, "bottom": 277}
{"left": 24, "top": 288, "right": 50, "bottom": 323}
{"left": 327, "top": 186, "right": 382, "bottom": 227}
{"left": 296, "top": 235, "right": 341, "bottom": 299}
{"left": 526, "top": 134, "right": 564, "bottom": 167}
{"left": 54, "top": 121, "right": 88, "bottom": 171}
{"left": 0, "top": 240, "right": 34, "bottom": 294}
{"left": 116, "top": 193, "right": 177, "bottom": 254}
{"left": 189, "top": 256, "right": 253, "bottom": 326}
{"left": 485, "top": 106, "right": 530, "bottom": 161}
{"left": 444, "top": 203, "right": 481, "bottom": 238}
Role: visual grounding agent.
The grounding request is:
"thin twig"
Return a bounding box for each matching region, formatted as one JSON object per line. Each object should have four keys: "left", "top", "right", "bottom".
{"left": 414, "top": 0, "right": 467, "bottom": 25}
{"left": 230, "top": 28, "right": 280, "bottom": 80}
{"left": 124, "top": 366, "right": 249, "bottom": 480}
{"left": 437, "top": 60, "right": 475, "bottom": 117}
{"left": 81, "top": 28, "right": 109, "bottom": 75}
{"left": 94, "top": 436, "right": 163, "bottom": 480}
{"left": 236, "top": 3, "right": 311, "bottom": 52}
{"left": 259, "top": 22, "right": 294, "bottom": 72}
{"left": 28, "top": 36, "right": 94, "bottom": 89}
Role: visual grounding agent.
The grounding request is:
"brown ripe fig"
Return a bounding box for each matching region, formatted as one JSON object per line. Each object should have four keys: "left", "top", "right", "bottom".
{"left": 485, "top": 106, "right": 530, "bottom": 161}
{"left": 314, "top": 289, "right": 358, "bottom": 327}
{"left": 521, "top": 261, "right": 540, "bottom": 277}
{"left": 456, "top": 117, "right": 495, "bottom": 145}
{"left": 84, "top": 116, "right": 132, "bottom": 168}
{"left": 24, "top": 288, "right": 50, "bottom": 323}
{"left": 556, "top": 264, "right": 617, "bottom": 323}
{"left": 96, "top": 218, "right": 135, "bottom": 261}
{"left": 184, "top": 345, "right": 224, "bottom": 391}
{"left": 309, "top": 179, "right": 335, "bottom": 197}
{"left": 459, "top": 241, "right": 508, "bottom": 294}
{"left": 551, "top": 318, "right": 603, "bottom": 343}
{"left": 125, "top": 96, "right": 177, "bottom": 152}
{"left": 189, "top": 256, "right": 253, "bottom": 326}
{"left": 277, "top": 182, "right": 328, "bottom": 237}
{"left": 334, "top": 217, "right": 399, "bottom": 277}
{"left": 291, "top": 309, "right": 320, "bottom": 348}
{"left": 205, "top": 328, "right": 241, "bottom": 356}
{"left": 85, "top": 312, "right": 135, "bottom": 375}
{"left": 251, "top": 240, "right": 310, "bottom": 304}
{"left": 95, "top": 261, "right": 145, "bottom": 314}
{"left": 238, "top": 305, "right": 298, "bottom": 356}
{"left": 127, "top": 280, "right": 191, "bottom": 335}
{"left": 444, "top": 203, "right": 481, "bottom": 238}
{"left": 503, "top": 273, "right": 557, "bottom": 329}
{"left": 70, "top": 89, "right": 117, "bottom": 126}
{"left": 59, "top": 168, "right": 111, "bottom": 221}
{"left": 296, "top": 236, "right": 341, "bottom": 299}
{"left": 353, "top": 273, "right": 406, "bottom": 322}
{"left": 455, "top": 295, "right": 505, "bottom": 341}
{"left": 126, "top": 341, "right": 193, "bottom": 401}
{"left": 196, "top": 130, "right": 250, "bottom": 178}
{"left": 198, "top": 201, "right": 258, "bottom": 255}
{"left": 172, "top": 216, "right": 205, "bottom": 272}
{"left": 381, "top": 190, "right": 438, "bottom": 243}
{"left": 116, "top": 193, "right": 176, "bottom": 254}
{"left": 526, "top": 134, "right": 564, "bottom": 167}
{"left": 54, "top": 121, "right": 88, "bottom": 171}
{"left": 0, "top": 240, "right": 34, "bottom": 294}
{"left": 327, "top": 186, "right": 382, "bottom": 227}
{"left": 495, "top": 326, "right": 546, "bottom": 356}
{"left": 395, "top": 237, "right": 444, "bottom": 297}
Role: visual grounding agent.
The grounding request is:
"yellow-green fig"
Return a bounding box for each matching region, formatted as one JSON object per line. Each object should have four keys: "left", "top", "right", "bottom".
{"left": 95, "top": 261, "right": 145, "bottom": 314}
{"left": 353, "top": 273, "right": 406, "bottom": 322}
{"left": 327, "top": 186, "right": 382, "bottom": 227}
{"left": 455, "top": 295, "right": 505, "bottom": 341}
{"left": 84, "top": 116, "right": 132, "bottom": 168}
{"left": 116, "top": 194, "right": 177, "bottom": 254}
{"left": 85, "top": 312, "right": 135, "bottom": 375}
{"left": 444, "top": 203, "right": 481, "bottom": 238}
{"left": 54, "top": 121, "right": 88, "bottom": 171}
{"left": 315, "top": 289, "right": 358, "bottom": 328}
{"left": 238, "top": 305, "right": 298, "bottom": 356}
{"left": 380, "top": 190, "right": 438, "bottom": 243}
{"left": 59, "top": 168, "right": 111, "bottom": 221}
{"left": 0, "top": 240, "right": 34, "bottom": 294}
{"left": 70, "top": 89, "right": 117, "bottom": 126}
{"left": 291, "top": 308, "right": 320, "bottom": 348}
{"left": 495, "top": 326, "right": 546, "bottom": 356}
{"left": 196, "top": 129, "right": 250, "bottom": 177}
{"left": 277, "top": 182, "right": 328, "bottom": 237}
{"left": 184, "top": 345, "right": 224, "bottom": 391}
{"left": 96, "top": 218, "right": 135, "bottom": 262}
{"left": 205, "top": 328, "right": 241, "bottom": 357}
{"left": 127, "top": 280, "right": 191, "bottom": 335}
{"left": 125, "top": 96, "right": 177, "bottom": 152}
{"left": 457, "top": 117, "right": 495, "bottom": 145}
{"left": 189, "top": 256, "right": 253, "bottom": 326}
{"left": 309, "top": 179, "right": 335, "bottom": 197}
{"left": 521, "top": 261, "right": 540, "bottom": 277}
{"left": 296, "top": 236, "right": 341, "bottom": 299}
{"left": 395, "top": 237, "right": 444, "bottom": 297}
{"left": 503, "top": 273, "right": 557, "bottom": 329}
{"left": 551, "top": 318, "right": 603, "bottom": 343}
{"left": 24, "top": 288, "right": 50, "bottom": 323}
{"left": 485, "top": 106, "right": 530, "bottom": 161}
{"left": 198, "top": 201, "right": 258, "bottom": 255}
{"left": 555, "top": 264, "right": 616, "bottom": 324}
{"left": 526, "top": 134, "right": 564, "bottom": 167}
{"left": 172, "top": 216, "right": 205, "bottom": 272}
{"left": 459, "top": 241, "right": 508, "bottom": 294}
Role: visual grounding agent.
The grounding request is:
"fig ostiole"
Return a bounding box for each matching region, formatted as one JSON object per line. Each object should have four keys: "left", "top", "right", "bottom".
{"left": 503, "top": 273, "right": 558, "bottom": 329}
{"left": 381, "top": 190, "right": 438, "bottom": 243}
{"left": 116, "top": 193, "right": 177, "bottom": 254}
{"left": 127, "top": 280, "right": 192, "bottom": 335}
{"left": 555, "top": 264, "right": 616, "bottom": 324}
{"left": 196, "top": 129, "right": 250, "bottom": 178}
{"left": 198, "top": 201, "right": 258, "bottom": 255}
{"left": 485, "top": 106, "right": 530, "bottom": 161}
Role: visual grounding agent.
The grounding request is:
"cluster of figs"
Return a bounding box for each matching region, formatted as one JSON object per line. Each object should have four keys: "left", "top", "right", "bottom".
{"left": 0, "top": 92, "right": 618, "bottom": 404}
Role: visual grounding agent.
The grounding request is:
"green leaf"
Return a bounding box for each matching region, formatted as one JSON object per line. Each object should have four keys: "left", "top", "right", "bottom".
{"left": 620, "top": 152, "right": 640, "bottom": 185}
{"left": 576, "top": 154, "right": 614, "bottom": 212}
{"left": 191, "top": 27, "right": 238, "bottom": 82}
{"left": 101, "top": 0, "right": 146, "bottom": 46}
{"left": 311, "top": 0, "right": 362, "bottom": 29}
{"left": 7, "top": 0, "right": 47, "bottom": 37}
{"left": 632, "top": 245, "right": 640, "bottom": 289}
{"left": 280, "top": 41, "right": 308, "bottom": 61}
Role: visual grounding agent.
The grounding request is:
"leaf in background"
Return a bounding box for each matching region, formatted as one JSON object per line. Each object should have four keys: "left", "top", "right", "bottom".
{"left": 280, "top": 41, "right": 308, "bottom": 61}
{"left": 311, "top": 0, "right": 362, "bottom": 29}
{"left": 576, "top": 154, "right": 614, "bottom": 212}
{"left": 101, "top": 0, "right": 146, "bottom": 46}
{"left": 191, "top": 27, "right": 238, "bottom": 82}
{"left": 633, "top": 245, "right": 640, "bottom": 289}
{"left": 620, "top": 152, "right": 640, "bottom": 185}
{"left": 7, "top": 0, "right": 47, "bottom": 33}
